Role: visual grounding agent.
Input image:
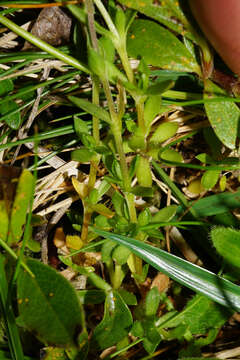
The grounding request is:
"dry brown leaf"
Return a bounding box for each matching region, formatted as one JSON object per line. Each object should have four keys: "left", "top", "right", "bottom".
{"left": 151, "top": 272, "right": 170, "bottom": 293}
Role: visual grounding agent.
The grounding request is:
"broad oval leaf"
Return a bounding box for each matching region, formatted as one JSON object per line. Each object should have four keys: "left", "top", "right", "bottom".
{"left": 71, "top": 148, "right": 96, "bottom": 162}
{"left": 17, "top": 258, "right": 83, "bottom": 346}
{"left": 159, "top": 148, "right": 183, "bottom": 163}
{"left": 127, "top": 20, "right": 199, "bottom": 73}
{"left": 204, "top": 80, "right": 239, "bottom": 149}
{"left": 201, "top": 170, "right": 220, "bottom": 190}
{"left": 150, "top": 122, "right": 178, "bottom": 145}
{"left": 151, "top": 205, "right": 178, "bottom": 223}
{"left": 93, "top": 229, "right": 240, "bottom": 312}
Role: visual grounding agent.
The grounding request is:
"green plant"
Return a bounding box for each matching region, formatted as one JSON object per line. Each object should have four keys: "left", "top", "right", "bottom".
{"left": 0, "top": 0, "right": 239, "bottom": 359}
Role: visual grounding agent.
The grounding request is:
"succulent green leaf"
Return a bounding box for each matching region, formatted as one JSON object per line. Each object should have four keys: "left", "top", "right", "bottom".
{"left": 145, "top": 287, "right": 161, "bottom": 317}
{"left": 151, "top": 205, "right": 178, "bottom": 223}
{"left": 78, "top": 290, "right": 106, "bottom": 305}
{"left": 17, "top": 259, "right": 83, "bottom": 346}
{"left": 117, "top": 288, "right": 137, "bottom": 305}
{"left": 150, "top": 122, "right": 178, "bottom": 145}
{"left": 128, "top": 127, "right": 146, "bottom": 150}
{"left": 196, "top": 153, "right": 214, "bottom": 164}
{"left": 127, "top": 20, "right": 199, "bottom": 73}
{"left": 136, "top": 156, "right": 152, "bottom": 187}
{"left": 101, "top": 240, "right": 117, "bottom": 265}
{"left": 219, "top": 176, "right": 227, "bottom": 192}
{"left": 112, "top": 244, "right": 132, "bottom": 265}
{"left": 144, "top": 95, "right": 162, "bottom": 130}
{"left": 159, "top": 148, "right": 183, "bottom": 163}
{"left": 71, "top": 148, "right": 96, "bottom": 162}
{"left": 138, "top": 208, "right": 151, "bottom": 227}
{"left": 201, "top": 170, "right": 220, "bottom": 190}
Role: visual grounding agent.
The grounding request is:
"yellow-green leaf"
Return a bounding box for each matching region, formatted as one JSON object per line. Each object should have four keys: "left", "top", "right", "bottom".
{"left": 8, "top": 169, "right": 34, "bottom": 245}
{"left": 72, "top": 177, "right": 88, "bottom": 200}
{"left": 89, "top": 203, "right": 114, "bottom": 218}
{"left": 136, "top": 156, "right": 152, "bottom": 187}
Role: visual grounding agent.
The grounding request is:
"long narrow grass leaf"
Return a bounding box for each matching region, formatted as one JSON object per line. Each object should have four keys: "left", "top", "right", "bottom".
{"left": 0, "top": 70, "right": 80, "bottom": 106}
{"left": 152, "top": 160, "right": 198, "bottom": 218}
{"left": 0, "top": 255, "right": 24, "bottom": 360}
{"left": 93, "top": 229, "right": 240, "bottom": 311}
{"left": 0, "top": 125, "right": 74, "bottom": 151}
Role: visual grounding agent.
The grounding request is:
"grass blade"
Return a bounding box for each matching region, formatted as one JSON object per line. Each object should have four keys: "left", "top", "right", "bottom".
{"left": 0, "top": 255, "right": 24, "bottom": 360}
{"left": 0, "top": 14, "right": 89, "bottom": 73}
{"left": 152, "top": 160, "right": 198, "bottom": 218}
{"left": 0, "top": 125, "right": 74, "bottom": 151}
{"left": 93, "top": 229, "right": 240, "bottom": 311}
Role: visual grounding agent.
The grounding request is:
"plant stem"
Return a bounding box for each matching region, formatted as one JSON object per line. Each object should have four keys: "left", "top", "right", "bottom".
{"left": 117, "top": 44, "right": 135, "bottom": 84}
{"left": 136, "top": 99, "right": 145, "bottom": 132}
{"left": 81, "top": 210, "right": 92, "bottom": 244}
{"left": 102, "top": 79, "right": 130, "bottom": 190}
{"left": 86, "top": 0, "right": 99, "bottom": 51}
{"left": 112, "top": 264, "right": 125, "bottom": 289}
{"left": 125, "top": 193, "right": 137, "bottom": 223}
{"left": 93, "top": 0, "right": 119, "bottom": 40}
{"left": 80, "top": 0, "right": 101, "bottom": 244}
{"left": 92, "top": 78, "right": 100, "bottom": 145}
